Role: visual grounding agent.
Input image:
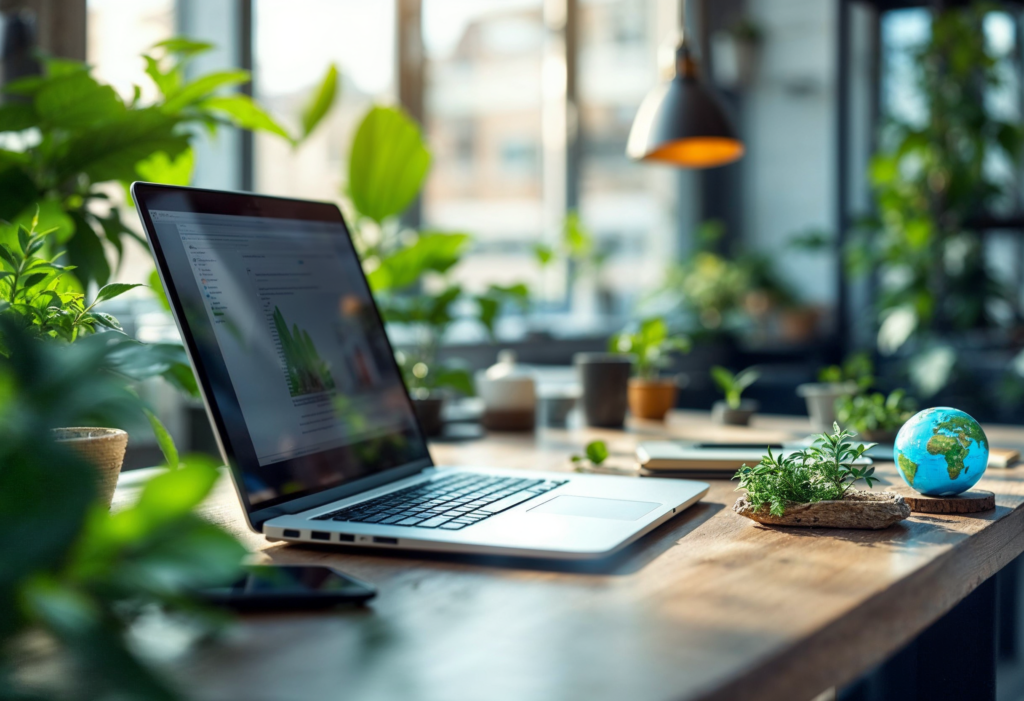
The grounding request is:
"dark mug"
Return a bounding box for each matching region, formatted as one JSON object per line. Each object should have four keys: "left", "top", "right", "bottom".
{"left": 574, "top": 353, "right": 632, "bottom": 428}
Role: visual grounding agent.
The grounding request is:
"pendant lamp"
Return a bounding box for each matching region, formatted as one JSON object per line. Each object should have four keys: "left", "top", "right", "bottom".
{"left": 626, "top": 0, "right": 744, "bottom": 168}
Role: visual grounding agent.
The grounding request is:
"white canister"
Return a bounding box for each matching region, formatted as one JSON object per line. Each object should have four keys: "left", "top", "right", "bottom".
{"left": 475, "top": 350, "right": 536, "bottom": 431}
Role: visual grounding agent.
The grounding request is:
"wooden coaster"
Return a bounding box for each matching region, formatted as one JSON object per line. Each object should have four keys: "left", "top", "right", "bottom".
{"left": 891, "top": 487, "right": 995, "bottom": 514}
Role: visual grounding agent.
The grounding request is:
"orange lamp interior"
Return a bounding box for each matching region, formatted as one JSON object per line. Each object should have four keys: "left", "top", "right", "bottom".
{"left": 642, "top": 137, "right": 745, "bottom": 168}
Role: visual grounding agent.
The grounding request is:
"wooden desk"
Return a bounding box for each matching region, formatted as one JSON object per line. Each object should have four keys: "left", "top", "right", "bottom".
{"left": 127, "top": 411, "right": 1024, "bottom": 701}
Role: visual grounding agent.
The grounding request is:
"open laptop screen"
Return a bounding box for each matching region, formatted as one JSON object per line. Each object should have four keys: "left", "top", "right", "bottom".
{"left": 135, "top": 185, "right": 431, "bottom": 514}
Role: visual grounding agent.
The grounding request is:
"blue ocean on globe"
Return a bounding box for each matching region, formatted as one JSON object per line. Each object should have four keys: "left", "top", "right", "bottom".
{"left": 893, "top": 407, "right": 989, "bottom": 497}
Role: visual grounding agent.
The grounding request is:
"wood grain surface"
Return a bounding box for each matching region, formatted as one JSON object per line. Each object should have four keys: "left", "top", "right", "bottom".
{"left": 113, "top": 411, "right": 1024, "bottom": 701}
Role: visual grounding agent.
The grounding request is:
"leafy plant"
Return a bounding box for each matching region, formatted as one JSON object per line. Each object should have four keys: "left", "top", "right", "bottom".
{"left": 348, "top": 106, "right": 528, "bottom": 396}
{"left": 533, "top": 211, "right": 609, "bottom": 305}
{"left": 0, "top": 214, "right": 197, "bottom": 458}
{"left": 273, "top": 306, "right": 336, "bottom": 397}
{"left": 711, "top": 366, "right": 759, "bottom": 410}
{"left": 571, "top": 440, "right": 609, "bottom": 466}
{"left": 818, "top": 352, "right": 874, "bottom": 392}
{"left": 0, "top": 38, "right": 336, "bottom": 289}
{"left": 836, "top": 388, "right": 917, "bottom": 436}
{"left": 610, "top": 317, "right": 690, "bottom": 380}
{"left": 733, "top": 423, "right": 879, "bottom": 517}
{"left": 0, "top": 319, "right": 245, "bottom": 700}
{"left": 847, "top": 4, "right": 1020, "bottom": 368}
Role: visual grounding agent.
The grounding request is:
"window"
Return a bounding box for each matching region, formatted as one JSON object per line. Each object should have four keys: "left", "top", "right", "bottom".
{"left": 253, "top": 0, "right": 396, "bottom": 201}
{"left": 577, "top": 0, "right": 678, "bottom": 318}
{"left": 421, "top": 0, "right": 546, "bottom": 299}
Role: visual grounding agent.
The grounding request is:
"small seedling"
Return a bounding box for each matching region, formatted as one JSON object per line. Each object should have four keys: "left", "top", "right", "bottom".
{"left": 711, "top": 366, "right": 760, "bottom": 410}
{"left": 733, "top": 423, "right": 878, "bottom": 517}
{"left": 571, "top": 440, "right": 609, "bottom": 466}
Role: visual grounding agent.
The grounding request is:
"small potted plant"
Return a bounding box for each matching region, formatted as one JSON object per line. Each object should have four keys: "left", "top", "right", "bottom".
{"left": 710, "top": 366, "right": 760, "bottom": 425}
{"left": 797, "top": 353, "right": 873, "bottom": 431}
{"left": 836, "top": 388, "right": 917, "bottom": 443}
{"left": 611, "top": 317, "right": 691, "bottom": 421}
{"left": 733, "top": 423, "right": 910, "bottom": 529}
{"left": 0, "top": 216, "right": 195, "bottom": 505}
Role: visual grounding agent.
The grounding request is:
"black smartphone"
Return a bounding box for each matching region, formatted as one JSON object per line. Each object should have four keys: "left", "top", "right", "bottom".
{"left": 198, "top": 565, "right": 376, "bottom": 611}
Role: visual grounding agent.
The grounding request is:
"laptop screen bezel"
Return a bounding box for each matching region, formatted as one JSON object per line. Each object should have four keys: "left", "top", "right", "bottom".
{"left": 131, "top": 182, "right": 434, "bottom": 531}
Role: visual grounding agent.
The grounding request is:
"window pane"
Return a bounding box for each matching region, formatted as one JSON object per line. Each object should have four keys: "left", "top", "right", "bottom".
{"left": 421, "top": 0, "right": 545, "bottom": 296}
{"left": 253, "top": 0, "right": 396, "bottom": 200}
{"left": 87, "top": 0, "right": 175, "bottom": 286}
{"left": 577, "top": 0, "right": 677, "bottom": 316}
{"left": 87, "top": 0, "right": 174, "bottom": 102}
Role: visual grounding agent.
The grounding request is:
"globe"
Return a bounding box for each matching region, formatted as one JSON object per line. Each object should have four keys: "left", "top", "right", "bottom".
{"left": 894, "top": 407, "right": 989, "bottom": 497}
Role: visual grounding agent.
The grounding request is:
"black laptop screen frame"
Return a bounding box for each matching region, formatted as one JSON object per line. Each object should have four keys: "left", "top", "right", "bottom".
{"left": 132, "top": 183, "right": 434, "bottom": 530}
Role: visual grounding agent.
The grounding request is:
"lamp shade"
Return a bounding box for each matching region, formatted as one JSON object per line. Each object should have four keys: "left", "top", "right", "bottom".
{"left": 626, "top": 48, "right": 744, "bottom": 168}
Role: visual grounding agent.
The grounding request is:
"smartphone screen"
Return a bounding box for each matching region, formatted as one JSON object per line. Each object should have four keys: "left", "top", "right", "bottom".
{"left": 200, "top": 565, "right": 376, "bottom": 610}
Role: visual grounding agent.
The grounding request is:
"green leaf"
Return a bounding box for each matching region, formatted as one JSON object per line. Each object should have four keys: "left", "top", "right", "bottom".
{"left": 585, "top": 440, "right": 609, "bottom": 465}
{"left": 135, "top": 147, "right": 194, "bottom": 186}
{"left": 367, "top": 232, "right": 470, "bottom": 292}
{"left": 136, "top": 461, "right": 219, "bottom": 522}
{"left": 35, "top": 70, "right": 126, "bottom": 129}
{"left": 0, "top": 100, "right": 38, "bottom": 131}
{"left": 53, "top": 108, "right": 189, "bottom": 184}
{"left": 348, "top": 106, "right": 431, "bottom": 225}
{"left": 202, "top": 94, "right": 293, "bottom": 142}
{"left": 22, "top": 272, "right": 49, "bottom": 289}
{"left": 0, "top": 243, "right": 17, "bottom": 270}
{"left": 65, "top": 213, "right": 111, "bottom": 288}
{"left": 300, "top": 63, "right": 339, "bottom": 139}
{"left": 145, "top": 408, "right": 179, "bottom": 469}
{"left": 152, "top": 36, "right": 215, "bottom": 57}
{"left": 162, "top": 69, "right": 251, "bottom": 112}
{"left": 92, "top": 283, "right": 142, "bottom": 304}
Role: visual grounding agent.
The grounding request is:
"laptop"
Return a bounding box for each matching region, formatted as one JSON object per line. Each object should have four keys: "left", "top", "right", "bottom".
{"left": 133, "top": 183, "right": 708, "bottom": 560}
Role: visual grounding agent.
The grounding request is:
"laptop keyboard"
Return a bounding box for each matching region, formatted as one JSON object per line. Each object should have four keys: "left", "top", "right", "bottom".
{"left": 314, "top": 473, "right": 567, "bottom": 531}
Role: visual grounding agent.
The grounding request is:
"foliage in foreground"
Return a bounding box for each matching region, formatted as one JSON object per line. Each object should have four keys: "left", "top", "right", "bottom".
{"left": 0, "top": 38, "right": 336, "bottom": 291}
{"left": 733, "top": 424, "right": 878, "bottom": 517}
{"left": 0, "top": 321, "right": 245, "bottom": 700}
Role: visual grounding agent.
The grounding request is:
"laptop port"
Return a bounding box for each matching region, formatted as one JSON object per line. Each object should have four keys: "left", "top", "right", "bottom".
{"left": 283, "top": 529, "right": 300, "bottom": 538}
{"left": 311, "top": 531, "right": 330, "bottom": 541}
{"left": 373, "top": 536, "right": 398, "bottom": 545}
{"left": 338, "top": 534, "right": 355, "bottom": 542}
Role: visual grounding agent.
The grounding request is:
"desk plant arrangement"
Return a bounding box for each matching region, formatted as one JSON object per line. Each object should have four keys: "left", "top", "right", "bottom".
{"left": 345, "top": 106, "right": 528, "bottom": 434}
{"left": 611, "top": 316, "right": 690, "bottom": 421}
{"left": 733, "top": 423, "right": 910, "bottom": 529}
{"left": 710, "top": 365, "right": 759, "bottom": 426}
{"left": 0, "top": 319, "right": 246, "bottom": 700}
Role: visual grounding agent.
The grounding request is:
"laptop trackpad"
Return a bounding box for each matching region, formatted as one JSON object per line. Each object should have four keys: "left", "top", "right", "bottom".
{"left": 528, "top": 495, "right": 659, "bottom": 521}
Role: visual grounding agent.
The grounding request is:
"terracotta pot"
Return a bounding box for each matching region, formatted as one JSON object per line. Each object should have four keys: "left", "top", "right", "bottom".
{"left": 779, "top": 307, "right": 821, "bottom": 343}
{"left": 628, "top": 378, "right": 678, "bottom": 421}
{"left": 711, "top": 400, "right": 758, "bottom": 426}
{"left": 53, "top": 427, "right": 128, "bottom": 508}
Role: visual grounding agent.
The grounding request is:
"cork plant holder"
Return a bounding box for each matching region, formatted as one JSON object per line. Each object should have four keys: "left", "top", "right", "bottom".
{"left": 53, "top": 428, "right": 128, "bottom": 508}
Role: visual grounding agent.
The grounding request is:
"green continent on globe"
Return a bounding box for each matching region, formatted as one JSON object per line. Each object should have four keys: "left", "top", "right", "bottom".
{"left": 897, "top": 453, "right": 918, "bottom": 485}
{"left": 934, "top": 415, "right": 988, "bottom": 451}
{"left": 927, "top": 434, "right": 968, "bottom": 480}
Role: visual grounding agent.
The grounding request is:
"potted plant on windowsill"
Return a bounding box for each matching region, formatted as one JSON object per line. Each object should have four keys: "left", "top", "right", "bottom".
{"left": 347, "top": 106, "right": 528, "bottom": 436}
{"left": 797, "top": 353, "right": 873, "bottom": 432}
{"left": 611, "top": 317, "right": 690, "bottom": 421}
{"left": 710, "top": 365, "right": 760, "bottom": 426}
